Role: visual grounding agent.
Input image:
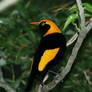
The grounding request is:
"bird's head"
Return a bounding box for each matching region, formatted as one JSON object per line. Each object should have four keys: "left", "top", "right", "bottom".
{"left": 30, "top": 19, "right": 61, "bottom": 37}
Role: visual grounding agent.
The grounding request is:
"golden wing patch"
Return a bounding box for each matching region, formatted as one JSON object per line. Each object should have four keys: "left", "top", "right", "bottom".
{"left": 38, "top": 48, "right": 60, "bottom": 71}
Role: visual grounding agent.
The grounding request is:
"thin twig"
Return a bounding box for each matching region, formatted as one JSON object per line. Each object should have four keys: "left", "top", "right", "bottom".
{"left": 0, "top": 81, "right": 16, "bottom": 92}
{"left": 83, "top": 70, "right": 92, "bottom": 86}
{"left": 66, "top": 33, "right": 78, "bottom": 46}
{"left": 86, "top": 18, "right": 92, "bottom": 32}
{"left": 0, "top": 67, "right": 16, "bottom": 92}
{"left": 11, "top": 64, "right": 15, "bottom": 81}
{"left": 73, "top": 23, "right": 80, "bottom": 32}
{"left": 85, "top": 18, "right": 92, "bottom": 26}
{"left": 0, "top": 67, "right": 4, "bottom": 82}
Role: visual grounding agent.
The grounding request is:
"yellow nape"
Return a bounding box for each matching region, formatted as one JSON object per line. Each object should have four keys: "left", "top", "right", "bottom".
{"left": 38, "top": 48, "right": 60, "bottom": 71}
{"left": 40, "top": 20, "right": 62, "bottom": 37}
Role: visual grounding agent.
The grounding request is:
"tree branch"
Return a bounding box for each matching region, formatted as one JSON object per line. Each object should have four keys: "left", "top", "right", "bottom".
{"left": 0, "top": 81, "right": 16, "bottom": 92}
{"left": 66, "top": 33, "right": 78, "bottom": 47}
{"left": 0, "top": 0, "right": 19, "bottom": 12}
{"left": 0, "top": 67, "right": 16, "bottom": 92}
{"left": 76, "top": 0, "right": 85, "bottom": 28}
{"left": 83, "top": 70, "right": 92, "bottom": 86}
{"left": 86, "top": 18, "right": 92, "bottom": 32}
{"left": 40, "top": 0, "right": 92, "bottom": 92}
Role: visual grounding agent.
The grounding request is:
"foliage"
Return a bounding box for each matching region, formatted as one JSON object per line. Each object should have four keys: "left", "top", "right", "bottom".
{"left": 0, "top": 0, "right": 92, "bottom": 92}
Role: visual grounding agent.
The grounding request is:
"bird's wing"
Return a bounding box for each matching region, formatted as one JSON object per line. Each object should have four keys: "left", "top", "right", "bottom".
{"left": 38, "top": 48, "right": 60, "bottom": 71}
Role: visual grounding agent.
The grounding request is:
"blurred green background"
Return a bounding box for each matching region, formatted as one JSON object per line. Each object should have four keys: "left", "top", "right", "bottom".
{"left": 0, "top": 0, "right": 92, "bottom": 92}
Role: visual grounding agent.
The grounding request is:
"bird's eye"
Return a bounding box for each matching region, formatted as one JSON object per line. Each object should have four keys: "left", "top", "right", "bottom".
{"left": 41, "top": 22, "right": 46, "bottom": 26}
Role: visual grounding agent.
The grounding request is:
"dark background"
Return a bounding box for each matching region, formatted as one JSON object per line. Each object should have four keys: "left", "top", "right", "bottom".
{"left": 0, "top": 0, "right": 92, "bottom": 92}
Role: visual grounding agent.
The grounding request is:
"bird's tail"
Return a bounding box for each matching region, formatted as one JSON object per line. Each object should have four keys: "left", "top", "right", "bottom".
{"left": 24, "top": 72, "right": 35, "bottom": 92}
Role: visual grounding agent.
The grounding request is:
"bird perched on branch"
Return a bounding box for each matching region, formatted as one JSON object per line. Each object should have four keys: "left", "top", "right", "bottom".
{"left": 24, "top": 19, "right": 66, "bottom": 92}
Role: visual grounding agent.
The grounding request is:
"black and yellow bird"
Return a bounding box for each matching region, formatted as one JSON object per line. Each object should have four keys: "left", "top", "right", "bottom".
{"left": 24, "top": 19, "right": 66, "bottom": 92}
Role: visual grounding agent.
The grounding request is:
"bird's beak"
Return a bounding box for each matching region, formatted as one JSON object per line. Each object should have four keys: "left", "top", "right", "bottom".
{"left": 30, "top": 21, "right": 40, "bottom": 26}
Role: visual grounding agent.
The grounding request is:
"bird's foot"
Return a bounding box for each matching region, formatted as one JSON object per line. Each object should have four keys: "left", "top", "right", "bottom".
{"left": 54, "top": 73, "right": 64, "bottom": 83}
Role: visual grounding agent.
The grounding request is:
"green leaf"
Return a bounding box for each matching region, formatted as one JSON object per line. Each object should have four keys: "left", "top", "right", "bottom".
{"left": 0, "top": 18, "right": 11, "bottom": 25}
{"left": 13, "top": 79, "right": 21, "bottom": 88}
{"left": 83, "top": 3, "right": 92, "bottom": 13}
{"left": 63, "top": 13, "right": 78, "bottom": 30}
{"left": 18, "top": 37, "right": 30, "bottom": 45}
{"left": 27, "top": 31, "right": 38, "bottom": 44}
{"left": 69, "top": 4, "right": 77, "bottom": 13}
{"left": 63, "top": 12, "right": 91, "bottom": 31}
{"left": 0, "top": 59, "right": 6, "bottom": 66}
{"left": 69, "top": 3, "right": 92, "bottom": 14}
{"left": 85, "top": 13, "right": 92, "bottom": 17}
{"left": 53, "top": 7, "right": 63, "bottom": 13}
